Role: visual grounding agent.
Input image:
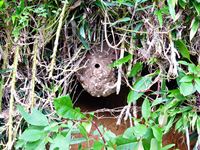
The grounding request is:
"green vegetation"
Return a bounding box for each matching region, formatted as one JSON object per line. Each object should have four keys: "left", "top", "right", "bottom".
{"left": 0, "top": 0, "right": 200, "bottom": 149}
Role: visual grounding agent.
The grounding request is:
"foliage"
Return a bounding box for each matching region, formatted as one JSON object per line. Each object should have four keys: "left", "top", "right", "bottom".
{"left": 0, "top": 0, "right": 200, "bottom": 149}
{"left": 16, "top": 95, "right": 175, "bottom": 150}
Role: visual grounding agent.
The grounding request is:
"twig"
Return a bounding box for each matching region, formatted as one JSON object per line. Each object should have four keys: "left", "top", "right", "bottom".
{"left": 30, "top": 38, "right": 38, "bottom": 108}
{"left": 7, "top": 45, "right": 20, "bottom": 150}
{"left": 116, "top": 44, "right": 124, "bottom": 94}
{"left": 92, "top": 121, "right": 107, "bottom": 146}
{"left": 49, "top": 0, "right": 69, "bottom": 78}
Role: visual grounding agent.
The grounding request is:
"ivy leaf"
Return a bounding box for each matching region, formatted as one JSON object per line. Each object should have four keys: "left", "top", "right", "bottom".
{"left": 142, "top": 98, "right": 151, "bottom": 121}
{"left": 17, "top": 105, "right": 49, "bottom": 126}
{"left": 175, "top": 40, "right": 190, "bottom": 60}
{"left": 179, "top": 82, "right": 195, "bottom": 96}
{"left": 190, "top": 17, "right": 199, "bottom": 41}
{"left": 53, "top": 95, "right": 85, "bottom": 120}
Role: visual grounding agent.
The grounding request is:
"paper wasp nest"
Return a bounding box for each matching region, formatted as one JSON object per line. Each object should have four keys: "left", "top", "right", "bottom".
{"left": 77, "top": 44, "right": 117, "bottom": 97}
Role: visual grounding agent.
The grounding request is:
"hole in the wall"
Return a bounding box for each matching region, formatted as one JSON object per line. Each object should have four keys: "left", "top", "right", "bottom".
{"left": 94, "top": 63, "right": 100, "bottom": 69}
{"left": 73, "top": 83, "right": 129, "bottom": 112}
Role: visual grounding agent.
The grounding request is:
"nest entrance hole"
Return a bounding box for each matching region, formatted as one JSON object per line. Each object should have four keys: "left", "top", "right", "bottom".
{"left": 94, "top": 63, "right": 100, "bottom": 69}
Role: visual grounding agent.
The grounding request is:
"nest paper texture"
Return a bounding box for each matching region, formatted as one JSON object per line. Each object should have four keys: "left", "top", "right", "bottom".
{"left": 77, "top": 44, "right": 117, "bottom": 97}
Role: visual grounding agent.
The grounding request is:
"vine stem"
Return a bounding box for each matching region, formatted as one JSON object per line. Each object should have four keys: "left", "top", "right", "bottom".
{"left": 92, "top": 121, "right": 107, "bottom": 146}
{"left": 49, "top": 0, "right": 68, "bottom": 78}
{"left": 30, "top": 38, "right": 38, "bottom": 108}
{"left": 7, "top": 45, "right": 20, "bottom": 150}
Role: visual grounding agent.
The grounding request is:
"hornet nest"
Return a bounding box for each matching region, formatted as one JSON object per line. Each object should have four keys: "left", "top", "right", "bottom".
{"left": 77, "top": 44, "right": 117, "bottom": 97}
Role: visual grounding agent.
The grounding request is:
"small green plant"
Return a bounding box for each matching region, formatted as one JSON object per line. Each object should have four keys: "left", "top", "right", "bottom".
{"left": 178, "top": 61, "right": 200, "bottom": 96}
{"left": 115, "top": 98, "right": 175, "bottom": 150}
{"left": 16, "top": 95, "right": 175, "bottom": 150}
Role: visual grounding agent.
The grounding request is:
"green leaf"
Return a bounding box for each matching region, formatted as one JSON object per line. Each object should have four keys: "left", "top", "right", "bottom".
{"left": 142, "top": 98, "right": 151, "bottom": 121}
{"left": 158, "top": 113, "right": 168, "bottom": 127}
{"left": 110, "top": 54, "right": 132, "bottom": 67}
{"left": 150, "top": 138, "right": 159, "bottom": 150}
{"left": 50, "top": 133, "right": 71, "bottom": 150}
{"left": 167, "top": 0, "right": 176, "bottom": 20}
{"left": 151, "top": 126, "right": 162, "bottom": 142}
{"left": 43, "top": 122, "right": 59, "bottom": 132}
{"left": 133, "top": 124, "right": 147, "bottom": 138}
{"left": 179, "top": 75, "right": 194, "bottom": 82}
{"left": 138, "top": 140, "right": 144, "bottom": 150}
{"left": 117, "top": 142, "right": 138, "bottom": 150}
{"left": 197, "top": 118, "right": 200, "bottom": 134}
{"left": 155, "top": 10, "right": 163, "bottom": 27}
{"left": 175, "top": 40, "right": 190, "bottom": 60}
{"left": 15, "top": 140, "right": 25, "bottom": 149}
{"left": 0, "top": 68, "right": 13, "bottom": 74}
{"left": 194, "top": 78, "right": 200, "bottom": 93}
{"left": 178, "top": 60, "right": 189, "bottom": 66}
{"left": 78, "top": 124, "right": 88, "bottom": 139}
{"left": 80, "top": 25, "right": 85, "bottom": 38}
{"left": 190, "top": 17, "right": 199, "bottom": 41}
{"left": 111, "top": 17, "right": 131, "bottom": 26}
{"left": 175, "top": 117, "right": 183, "bottom": 131}
{"left": 188, "top": 63, "right": 197, "bottom": 74}
{"left": 81, "top": 121, "right": 92, "bottom": 133}
{"left": 0, "top": 0, "right": 4, "bottom": 8}
{"left": 19, "top": 128, "right": 45, "bottom": 142}
{"left": 179, "top": 82, "right": 195, "bottom": 96}
{"left": 152, "top": 98, "right": 168, "bottom": 106}
{"left": 164, "top": 116, "right": 175, "bottom": 134}
{"left": 25, "top": 139, "right": 46, "bottom": 150}
{"left": 123, "top": 127, "right": 137, "bottom": 139}
{"left": 127, "top": 75, "right": 152, "bottom": 104}
{"left": 129, "top": 62, "right": 143, "bottom": 77}
{"left": 70, "top": 138, "right": 87, "bottom": 145}
{"left": 161, "top": 144, "right": 175, "bottom": 150}
{"left": 79, "top": 36, "right": 89, "bottom": 50}
{"left": 179, "top": 0, "right": 187, "bottom": 9}
{"left": 192, "top": 1, "right": 200, "bottom": 15}
{"left": 127, "top": 90, "right": 143, "bottom": 104}
{"left": 17, "top": 105, "right": 49, "bottom": 126}
{"left": 93, "top": 141, "right": 104, "bottom": 150}
{"left": 53, "top": 95, "right": 85, "bottom": 120}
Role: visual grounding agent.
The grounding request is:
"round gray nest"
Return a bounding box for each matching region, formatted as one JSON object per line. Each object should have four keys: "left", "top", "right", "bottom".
{"left": 77, "top": 45, "right": 117, "bottom": 97}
